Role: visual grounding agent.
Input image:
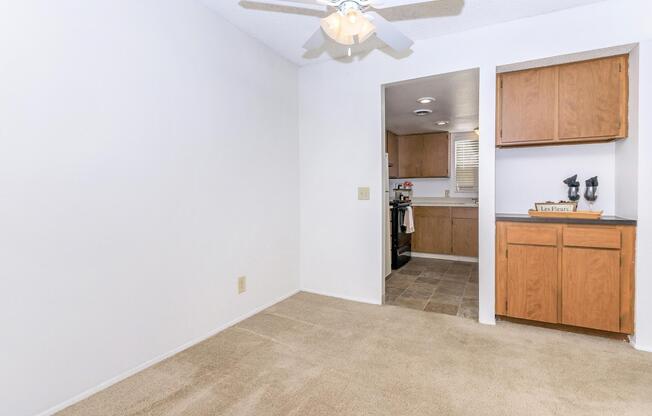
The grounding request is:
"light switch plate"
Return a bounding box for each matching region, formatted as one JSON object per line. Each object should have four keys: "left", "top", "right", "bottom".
{"left": 358, "top": 187, "right": 370, "bottom": 200}
{"left": 238, "top": 276, "right": 247, "bottom": 294}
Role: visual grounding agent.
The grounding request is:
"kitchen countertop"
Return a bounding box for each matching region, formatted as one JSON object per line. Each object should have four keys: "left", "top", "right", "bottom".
{"left": 496, "top": 213, "right": 637, "bottom": 226}
{"left": 410, "top": 197, "right": 479, "bottom": 208}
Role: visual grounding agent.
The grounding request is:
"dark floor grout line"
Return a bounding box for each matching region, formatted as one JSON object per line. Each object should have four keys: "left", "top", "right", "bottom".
{"left": 387, "top": 260, "right": 480, "bottom": 313}
{"left": 388, "top": 259, "right": 482, "bottom": 318}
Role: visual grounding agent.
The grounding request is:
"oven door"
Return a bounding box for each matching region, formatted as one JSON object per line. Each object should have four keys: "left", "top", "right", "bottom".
{"left": 391, "top": 204, "right": 412, "bottom": 269}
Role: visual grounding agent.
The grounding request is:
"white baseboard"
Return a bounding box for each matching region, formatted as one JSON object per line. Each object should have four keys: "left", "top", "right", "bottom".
{"left": 479, "top": 316, "right": 497, "bottom": 326}
{"left": 300, "top": 288, "right": 382, "bottom": 306}
{"left": 36, "top": 289, "right": 301, "bottom": 416}
{"left": 411, "top": 252, "right": 479, "bottom": 263}
{"left": 630, "top": 337, "right": 652, "bottom": 353}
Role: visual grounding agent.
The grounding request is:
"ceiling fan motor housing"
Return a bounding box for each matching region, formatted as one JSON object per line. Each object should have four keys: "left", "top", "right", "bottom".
{"left": 332, "top": 0, "right": 373, "bottom": 13}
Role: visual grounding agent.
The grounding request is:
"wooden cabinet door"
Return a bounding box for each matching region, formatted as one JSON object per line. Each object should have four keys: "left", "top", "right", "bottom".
{"left": 506, "top": 245, "right": 559, "bottom": 324}
{"left": 558, "top": 56, "right": 628, "bottom": 140}
{"left": 386, "top": 131, "right": 399, "bottom": 179}
{"left": 562, "top": 247, "right": 621, "bottom": 332}
{"left": 498, "top": 66, "right": 558, "bottom": 145}
{"left": 421, "top": 133, "right": 449, "bottom": 177}
{"left": 452, "top": 218, "right": 478, "bottom": 257}
{"left": 451, "top": 209, "right": 478, "bottom": 257}
{"left": 398, "top": 135, "right": 423, "bottom": 178}
{"left": 412, "top": 207, "right": 451, "bottom": 254}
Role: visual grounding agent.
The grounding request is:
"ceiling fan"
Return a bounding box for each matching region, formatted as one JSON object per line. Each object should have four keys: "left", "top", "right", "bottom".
{"left": 245, "top": 0, "right": 440, "bottom": 55}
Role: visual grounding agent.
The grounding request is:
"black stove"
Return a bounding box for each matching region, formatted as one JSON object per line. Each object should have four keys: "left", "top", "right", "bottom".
{"left": 390, "top": 200, "right": 412, "bottom": 269}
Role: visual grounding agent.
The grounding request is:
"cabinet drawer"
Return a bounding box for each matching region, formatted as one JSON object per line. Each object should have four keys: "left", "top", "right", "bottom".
{"left": 413, "top": 206, "right": 451, "bottom": 218}
{"left": 563, "top": 226, "right": 621, "bottom": 249}
{"left": 506, "top": 225, "right": 558, "bottom": 246}
{"left": 452, "top": 207, "right": 478, "bottom": 219}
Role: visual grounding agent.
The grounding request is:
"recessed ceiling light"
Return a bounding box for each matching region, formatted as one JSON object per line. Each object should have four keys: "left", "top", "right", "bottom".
{"left": 435, "top": 120, "right": 449, "bottom": 126}
{"left": 417, "top": 97, "right": 435, "bottom": 104}
{"left": 413, "top": 109, "right": 433, "bottom": 116}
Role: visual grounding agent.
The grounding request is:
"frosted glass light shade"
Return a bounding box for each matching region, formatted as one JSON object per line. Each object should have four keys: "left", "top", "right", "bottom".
{"left": 320, "top": 11, "right": 375, "bottom": 46}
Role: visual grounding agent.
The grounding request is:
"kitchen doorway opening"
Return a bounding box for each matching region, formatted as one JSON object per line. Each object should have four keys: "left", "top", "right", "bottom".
{"left": 381, "top": 68, "right": 480, "bottom": 320}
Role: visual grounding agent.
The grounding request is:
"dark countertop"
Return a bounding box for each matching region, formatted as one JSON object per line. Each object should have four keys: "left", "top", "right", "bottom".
{"left": 496, "top": 213, "right": 637, "bottom": 226}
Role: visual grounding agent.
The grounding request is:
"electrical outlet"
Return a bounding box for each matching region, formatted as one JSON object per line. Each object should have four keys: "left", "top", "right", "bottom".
{"left": 238, "top": 276, "right": 247, "bottom": 294}
{"left": 358, "top": 187, "right": 370, "bottom": 200}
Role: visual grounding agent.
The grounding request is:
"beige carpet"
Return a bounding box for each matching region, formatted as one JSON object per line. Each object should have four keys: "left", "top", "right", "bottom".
{"left": 59, "top": 292, "right": 652, "bottom": 416}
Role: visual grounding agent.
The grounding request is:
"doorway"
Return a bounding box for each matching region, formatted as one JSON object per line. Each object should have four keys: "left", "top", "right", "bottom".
{"left": 381, "top": 69, "right": 480, "bottom": 320}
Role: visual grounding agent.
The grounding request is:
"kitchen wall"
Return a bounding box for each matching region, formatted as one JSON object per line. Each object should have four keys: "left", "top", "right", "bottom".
{"left": 496, "top": 143, "right": 617, "bottom": 214}
{"left": 615, "top": 45, "right": 640, "bottom": 219}
{"left": 0, "top": 2, "right": 299, "bottom": 416}
{"left": 390, "top": 132, "right": 479, "bottom": 199}
{"left": 633, "top": 39, "right": 652, "bottom": 352}
{"left": 298, "top": 0, "right": 652, "bottom": 350}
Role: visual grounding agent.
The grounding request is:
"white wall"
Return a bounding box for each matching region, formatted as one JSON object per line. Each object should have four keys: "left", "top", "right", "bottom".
{"left": 0, "top": 2, "right": 299, "bottom": 416}
{"left": 633, "top": 40, "right": 652, "bottom": 351}
{"left": 615, "top": 45, "right": 640, "bottom": 219}
{"left": 298, "top": 0, "right": 652, "bottom": 341}
{"left": 496, "top": 143, "right": 617, "bottom": 214}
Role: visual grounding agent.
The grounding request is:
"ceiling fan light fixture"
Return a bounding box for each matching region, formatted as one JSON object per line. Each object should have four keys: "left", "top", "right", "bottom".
{"left": 320, "top": 9, "right": 375, "bottom": 46}
{"left": 356, "top": 15, "right": 376, "bottom": 43}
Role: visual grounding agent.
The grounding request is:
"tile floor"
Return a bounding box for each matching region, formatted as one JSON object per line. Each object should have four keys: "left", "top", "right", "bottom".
{"left": 385, "top": 257, "right": 479, "bottom": 319}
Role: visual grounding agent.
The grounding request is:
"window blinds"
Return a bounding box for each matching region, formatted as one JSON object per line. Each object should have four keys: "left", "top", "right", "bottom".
{"left": 455, "top": 138, "right": 479, "bottom": 192}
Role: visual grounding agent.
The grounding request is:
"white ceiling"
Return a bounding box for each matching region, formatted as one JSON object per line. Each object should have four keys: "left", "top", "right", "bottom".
{"left": 385, "top": 69, "right": 479, "bottom": 135}
{"left": 201, "top": 0, "right": 610, "bottom": 66}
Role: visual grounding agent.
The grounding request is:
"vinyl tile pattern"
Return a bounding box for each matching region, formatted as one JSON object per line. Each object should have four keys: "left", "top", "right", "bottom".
{"left": 385, "top": 258, "right": 478, "bottom": 319}
{"left": 58, "top": 292, "right": 652, "bottom": 416}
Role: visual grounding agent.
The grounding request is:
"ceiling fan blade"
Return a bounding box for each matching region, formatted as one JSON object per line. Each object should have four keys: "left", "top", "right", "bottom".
{"left": 371, "top": 0, "right": 439, "bottom": 9}
{"left": 303, "top": 28, "right": 326, "bottom": 50}
{"left": 247, "top": 0, "right": 327, "bottom": 11}
{"left": 239, "top": 0, "right": 326, "bottom": 17}
{"left": 367, "top": 11, "right": 414, "bottom": 51}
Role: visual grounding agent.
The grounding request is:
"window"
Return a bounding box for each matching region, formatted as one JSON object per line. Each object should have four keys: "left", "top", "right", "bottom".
{"left": 455, "top": 137, "right": 479, "bottom": 192}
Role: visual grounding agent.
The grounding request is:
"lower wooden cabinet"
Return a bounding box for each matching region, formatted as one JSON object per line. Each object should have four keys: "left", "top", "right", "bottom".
{"left": 562, "top": 247, "right": 621, "bottom": 332}
{"left": 412, "top": 207, "right": 452, "bottom": 255}
{"left": 412, "top": 206, "right": 478, "bottom": 257}
{"left": 452, "top": 208, "right": 479, "bottom": 257}
{"left": 506, "top": 244, "right": 559, "bottom": 324}
{"left": 496, "top": 221, "right": 636, "bottom": 334}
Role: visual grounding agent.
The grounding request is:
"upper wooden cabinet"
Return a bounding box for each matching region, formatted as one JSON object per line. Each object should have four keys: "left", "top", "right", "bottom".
{"left": 386, "top": 131, "right": 399, "bottom": 179}
{"left": 397, "top": 134, "right": 423, "bottom": 178}
{"left": 558, "top": 57, "right": 628, "bottom": 140}
{"left": 421, "top": 133, "right": 450, "bottom": 177}
{"left": 496, "top": 55, "right": 628, "bottom": 147}
{"left": 391, "top": 132, "right": 450, "bottom": 178}
{"left": 499, "top": 66, "right": 558, "bottom": 145}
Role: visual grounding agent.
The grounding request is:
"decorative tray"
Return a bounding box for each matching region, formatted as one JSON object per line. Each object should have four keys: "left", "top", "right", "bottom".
{"left": 528, "top": 210, "right": 603, "bottom": 219}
